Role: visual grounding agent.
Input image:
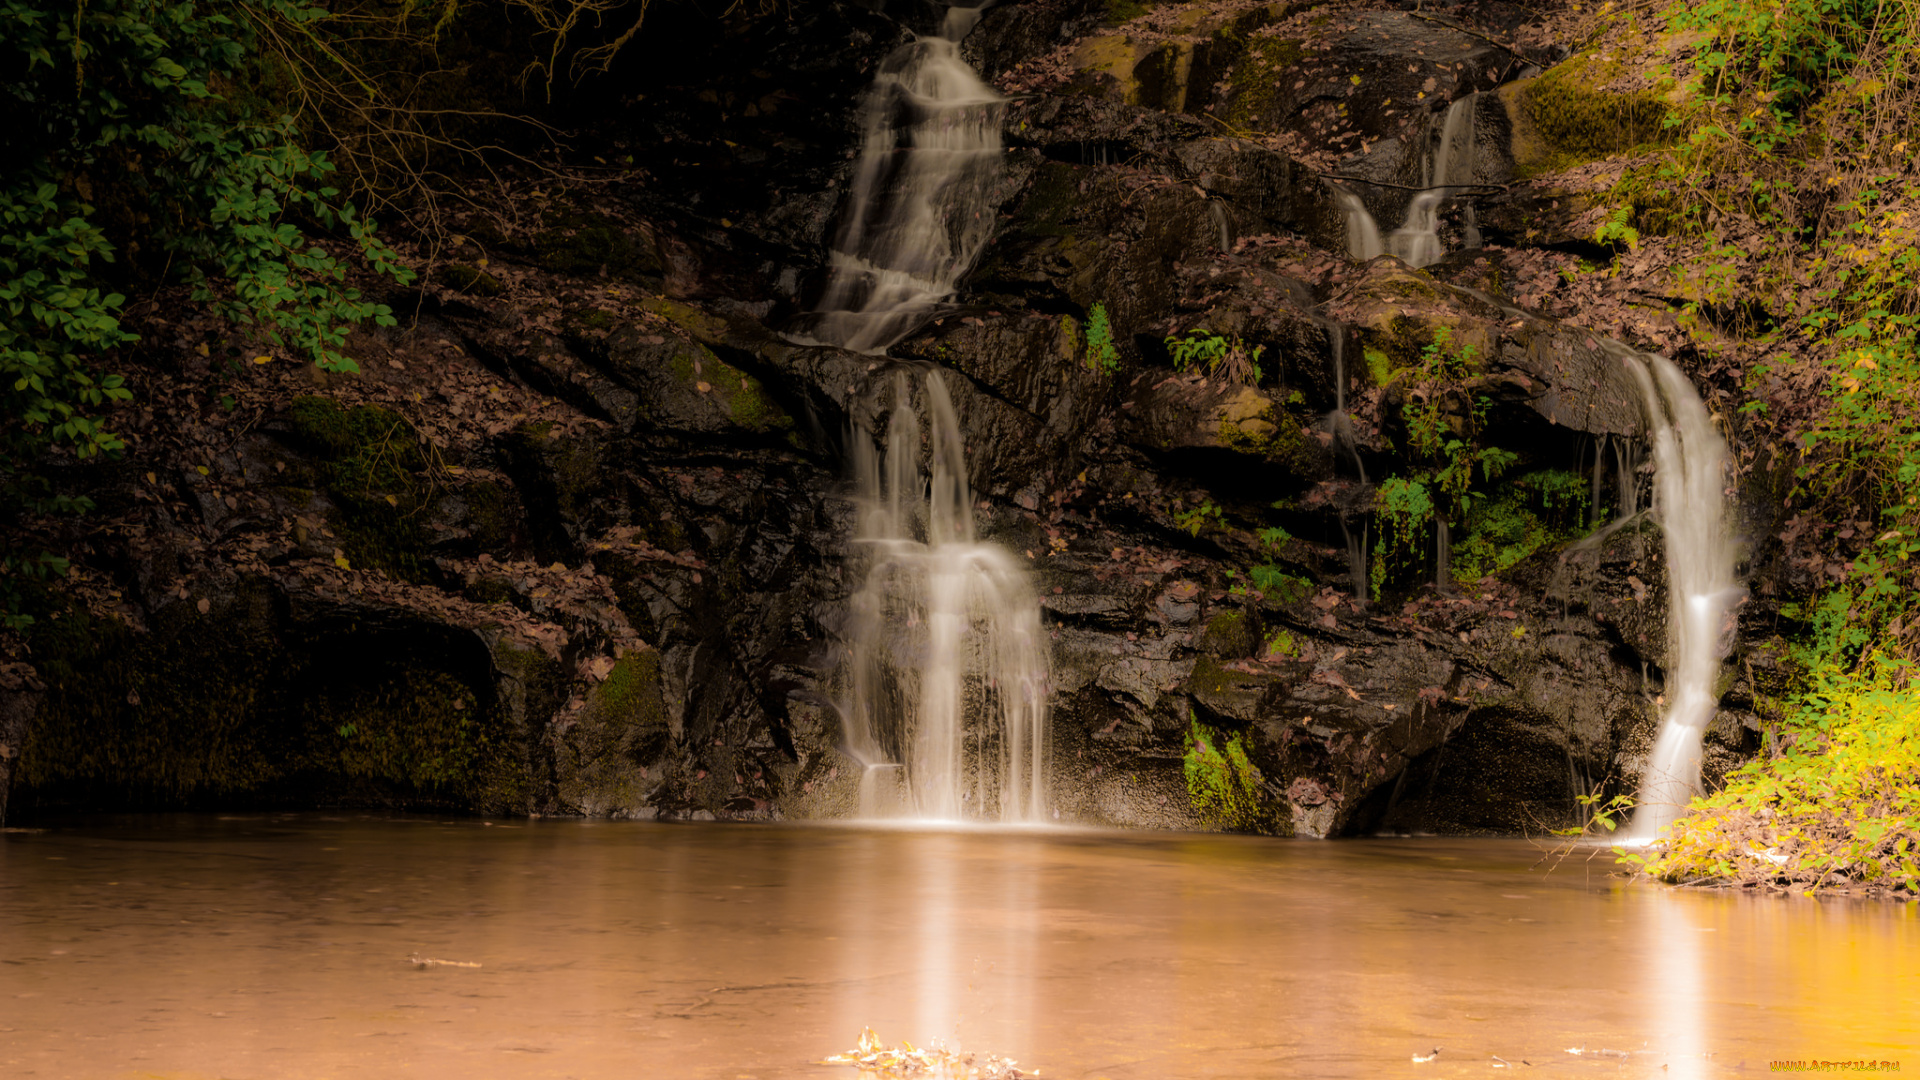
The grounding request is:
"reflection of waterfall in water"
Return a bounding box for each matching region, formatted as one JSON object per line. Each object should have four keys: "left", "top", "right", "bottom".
{"left": 802, "top": 6, "right": 1005, "bottom": 354}
{"left": 1605, "top": 343, "right": 1742, "bottom": 842}
{"left": 842, "top": 371, "right": 1052, "bottom": 821}
{"left": 1335, "top": 96, "right": 1478, "bottom": 269}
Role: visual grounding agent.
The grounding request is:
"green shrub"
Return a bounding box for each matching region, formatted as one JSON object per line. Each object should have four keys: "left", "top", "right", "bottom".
{"left": 1084, "top": 302, "right": 1121, "bottom": 375}
{"left": 1634, "top": 668, "right": 1920, "bottom": 894}
{"left": 1372, "top": 327, "right": 1516, "bottom": 591}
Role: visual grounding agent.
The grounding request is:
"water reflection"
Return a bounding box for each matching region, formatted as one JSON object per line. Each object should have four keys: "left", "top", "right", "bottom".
{"left": 1, "top": 818, "right": 1914, "bottom": 1079}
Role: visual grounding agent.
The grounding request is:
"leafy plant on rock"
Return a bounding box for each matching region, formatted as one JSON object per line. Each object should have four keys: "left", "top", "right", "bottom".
{"left": 1173, "top": 498, "right": 1225, "bottom": 537}
{"left": 1084, "top": 302, "right": 1121, "bottom": 375}
{"left": 1166, "top": 328, "right": 1265, "bottom": 385}
{"left": 1373, "top": 327, "right": 1515, "bottom": 591}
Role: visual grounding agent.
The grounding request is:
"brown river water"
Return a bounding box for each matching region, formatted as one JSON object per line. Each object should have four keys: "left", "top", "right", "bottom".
{"left": 1, "top": 816, "right": 1914, "bottom": 1079}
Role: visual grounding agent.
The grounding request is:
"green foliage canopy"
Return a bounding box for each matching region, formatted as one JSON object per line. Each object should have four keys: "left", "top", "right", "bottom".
{"left": 1, "top": 0, "right": 413, "bottom": 462}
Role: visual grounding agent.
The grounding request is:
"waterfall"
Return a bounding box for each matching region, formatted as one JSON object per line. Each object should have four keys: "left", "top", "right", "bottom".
{"left": 1614, "top": 436, "right": 1643, "bottom": 519}
{"left": 1607, "top": 345, "right": 1742, "bottom": 842}
{"left": 1423, "top": 95, "right": 1477, "bottom": 191}
{"left": 1319, "top": 319, "right": 1370, "bottom": 603}
{"left": 843, "top": 371, "right": 1053, "bottom": 821}
{"left": 1386, "top": 190, "right": 1447, "bottom": 269}
{"left": 1340, "top": 515, "right": 1369, "bottom": 605}
{"left": 1323, "top": 319, "right": 1368, "bottom": 484}
{"left": 1331, "top": 184, "right": 1384, "bottom": 262}
{"left": 800, "top": 3, "right": 1050, "bottom": 821}
{"left": 1332, "top": 96, "right": 1478, "bottom": 270}
{"left": 1589, "top": 434, "right": 1608, "bottom": 531}
{"left": 804, "top": 6, "right": 1006, "bottom": 354}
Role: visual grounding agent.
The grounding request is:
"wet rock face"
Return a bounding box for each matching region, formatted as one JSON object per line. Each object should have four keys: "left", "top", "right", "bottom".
{"left": 11, "top": 0, "right": 1763, "bottom": 834}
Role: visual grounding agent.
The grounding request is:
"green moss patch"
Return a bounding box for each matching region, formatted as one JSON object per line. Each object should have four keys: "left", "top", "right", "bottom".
{"left": 1510, "top": 53, "right": 1669, "bottom": 178}
{"left": 287, "top": 396, "right": 433, "bottom": 582}
{"left": 18, "top": 598, "right": 525, "bottom": 814}
{"left": 1451, "top": 468, "right": 1589, "bottom": 583}
{"left": 440, "top": 263, "right": 504, "bottom": 297}
{"left": 528, "top": 211, "right": 664, "bottom": 282}
{"left": 1184, "top": 712, "right": 1277, "bottom": 832}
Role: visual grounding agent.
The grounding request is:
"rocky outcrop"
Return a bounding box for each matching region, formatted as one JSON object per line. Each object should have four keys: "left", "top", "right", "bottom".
{"left": 7, "top": 0, "right": 1766, "bottom": 836}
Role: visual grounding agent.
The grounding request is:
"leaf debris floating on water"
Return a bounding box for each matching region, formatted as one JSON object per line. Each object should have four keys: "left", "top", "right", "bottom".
{"left": 407, "top": 955, "right": 482, "bottom": 969}
{"left": 821, "top": 1027, "right": 1037, "bottom": 1078}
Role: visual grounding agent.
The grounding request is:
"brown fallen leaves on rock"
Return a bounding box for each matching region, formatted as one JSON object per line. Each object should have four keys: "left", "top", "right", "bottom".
{"left": 821, "top": 1028, "right": 1038, "bottom": 1079}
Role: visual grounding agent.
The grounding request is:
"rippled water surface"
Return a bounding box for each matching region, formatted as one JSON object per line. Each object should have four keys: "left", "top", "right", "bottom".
{"left": 2, "top": 816, "right": 1914, "bottom": 1078}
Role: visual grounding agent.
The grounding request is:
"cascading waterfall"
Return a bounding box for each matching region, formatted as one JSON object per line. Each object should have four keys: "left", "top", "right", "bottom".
{"left": 1604, "top": 342, "right": 1742, "bottom": 842}
{"left": 1334, "top": 95, "right": 1478, "bottom": 269}
{"left": 1453, "top": 291, "right": 1737, "bottom": 836}
{"left": 812, "top": 3, "right": 1051, "bottom": 821}
{"left": 802, "top": 5, "right": 1006, "bottom": 354}
{"left": 843, "top": 372, "right": 1052, "bottom": 821}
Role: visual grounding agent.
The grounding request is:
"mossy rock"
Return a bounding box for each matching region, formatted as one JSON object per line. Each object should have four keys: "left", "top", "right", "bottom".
{"left": 458, "top": 481, "right": 517, "bottom": 553}
{"left": 503, "top": 422, "right": 605, "bottom": 548}
{"left": 527, "top": 210, "right": 664, "bottom": 282}
{"left": 1184, "top": 713, "right": 1282, "bottom": 834}
{"left": 1214, "top": 392, "right": 1322, "bottom": 474}
{"left": 289, "top": 397, "right": 422, "bottom": 483}
{"left": 1199, "top": 608, "right": 1258, "bottom": 658}
{"left": 1218, "top": 36, "right": 1306, "bottom": 132}
{"left": 440, "top": 263, "right": 504, "bottom": 297}
{"left": 1502, "top": 52, "right": 1669, "bottom": 178}
{"left": 306, "top": 666, "right": 523, "bottom": 811}
{"left": 17, "top": 591, "right": 527, "bottom": 815}
{"left": 286, "top": 396, "right": 433, "bottom": 582}
{"left": 554, "top": 652, "right": 672, "bottom": 816}
{"left": 465, "top": 574, "right": 518, "bottom": 606}
{"left": 637, "top": 296, "right": 731, "bottom": 341}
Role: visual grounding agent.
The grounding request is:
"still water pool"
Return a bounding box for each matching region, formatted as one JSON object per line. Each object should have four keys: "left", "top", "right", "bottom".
{"left": 1, "top": 816, "right": 1913, "bottom": 1078}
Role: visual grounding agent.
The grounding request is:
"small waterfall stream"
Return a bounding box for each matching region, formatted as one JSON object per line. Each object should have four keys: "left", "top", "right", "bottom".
{"left": 1454, "top": 290, "right": 1740, "bottom": 837}
{"left": 1334, "top": 96, "right": 1478, "bottom": 269}
{"left": 1320, "top": 319, "right": 1371, "bottom": 602}
{"left": 843, "top": 374, "right": 1052, "bottom": 821}
{"left": 1331, "top": 184, "right": 1384, "bottom": 262}
{"left": 803, "top": 5, "right": 1006, "bottom": 354}
{"left": 1612, "top": 344, "right": 1743, "bottom": 841}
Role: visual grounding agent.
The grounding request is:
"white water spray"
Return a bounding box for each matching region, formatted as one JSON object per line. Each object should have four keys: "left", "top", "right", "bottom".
{"left": 806, "top": 6, "right": 1006, "bottom": 354}
{"left": 1607, "top": 344, "right": 1741, "bottom": 842}
{"left": 843, "top": 372, "right": 1052, "bottom": 821}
